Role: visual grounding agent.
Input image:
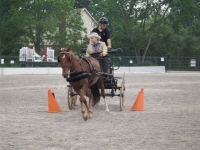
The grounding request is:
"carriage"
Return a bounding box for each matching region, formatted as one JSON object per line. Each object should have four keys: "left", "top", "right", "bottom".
{"left": 67, "top": 48, "right": 125, "bottom": 111}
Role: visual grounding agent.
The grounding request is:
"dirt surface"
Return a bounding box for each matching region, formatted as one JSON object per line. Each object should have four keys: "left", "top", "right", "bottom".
{"left": 0, "top": 73, "right": 200, "bottom": 150}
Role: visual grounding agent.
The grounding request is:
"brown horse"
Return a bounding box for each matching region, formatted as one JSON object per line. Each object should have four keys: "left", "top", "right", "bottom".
{"left": 57, "top": 46, "right": 109, "bottom": 120}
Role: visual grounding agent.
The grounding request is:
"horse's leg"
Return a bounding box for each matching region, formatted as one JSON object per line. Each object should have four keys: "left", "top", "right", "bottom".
{"left": 98, "top": 78, "right": 109, "bottom": 113}
{"left": 78, "top": 89, "right": 88, "bottom": 121}
{"left": 103, "top": 92, "right": 109, "bottom": 113}
{"left": 86, "top": 89, "right": 93, "bottom": 118}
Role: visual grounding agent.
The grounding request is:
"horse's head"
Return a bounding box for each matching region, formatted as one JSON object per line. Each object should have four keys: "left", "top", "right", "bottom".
{"left": 57, "top": 46, "right": 72, "bottom": 78}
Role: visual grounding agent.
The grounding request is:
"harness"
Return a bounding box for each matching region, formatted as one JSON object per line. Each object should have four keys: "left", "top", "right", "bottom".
{"left": 81, "top": 57, "right": 94, "bottom": 73}
{"left": 59, "top": 52, "right": 71, "bottom": 69}
{"left": 59, "top": 52, "right": 96, "bottom": 82}
{"left": 66, "top": 71, "right": 89, "bottom": 82}
{"left": 59, "top": 52, "right": 85, "bottom": 74}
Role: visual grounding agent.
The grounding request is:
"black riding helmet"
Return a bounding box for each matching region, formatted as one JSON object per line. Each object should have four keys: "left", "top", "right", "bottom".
{"left": 99, "top": 17, "right": 109, "bottom": 25}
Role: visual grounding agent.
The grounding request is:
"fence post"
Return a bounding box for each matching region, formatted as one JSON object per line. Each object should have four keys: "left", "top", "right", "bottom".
{"left": 25, "top": 56, "right": 27, "bottom": 67}
{"left": 165, "top": 54, "right": 168, "bottom": 72}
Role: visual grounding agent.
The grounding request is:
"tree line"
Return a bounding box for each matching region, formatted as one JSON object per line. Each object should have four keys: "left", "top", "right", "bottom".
{"left": 75, "top": 0, "right": 200, "bottom": 60}
{"left": 1, "top": 0, "right": 200, "bottom": 60}
{"left": 0, "top": 0, "right": 86, "bottom": 55}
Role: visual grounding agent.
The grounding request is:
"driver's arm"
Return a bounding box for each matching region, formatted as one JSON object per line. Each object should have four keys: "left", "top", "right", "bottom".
{"left": 107, "top": 39, "right": 111, "bottom": 49}
{"left": 106, "top": 30, "right": 111, "bottom": 49}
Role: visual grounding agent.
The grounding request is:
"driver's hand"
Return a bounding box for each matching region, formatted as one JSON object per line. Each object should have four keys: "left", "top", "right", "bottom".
{"left": 107, "top": 46, "right": 111, "bottom": 49}
{"left": 99, "top": 53, "right": 104, "bottom": 57}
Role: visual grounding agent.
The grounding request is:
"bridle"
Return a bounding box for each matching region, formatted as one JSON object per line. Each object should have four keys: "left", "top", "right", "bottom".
{"left": 59, "top": 51, "right": 85, "bottom": 74}
{"left": 60, "top": 52, "right": 72, "bottom": 69}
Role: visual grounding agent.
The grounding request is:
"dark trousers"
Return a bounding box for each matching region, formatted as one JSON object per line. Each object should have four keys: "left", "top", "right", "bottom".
{"left": 91, "top": 54, "right": 110, "bottom": 73}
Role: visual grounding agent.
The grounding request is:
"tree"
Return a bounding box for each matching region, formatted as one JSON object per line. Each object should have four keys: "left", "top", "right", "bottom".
{"left": 0, "top": 0, "right": 88, "bottom": 56}
{"left": 86, "top": 0, "right": 198, "bottom": 62}
{"left": 74, "top": 0, "right": 92, "bottom": 9}
{"left": 20, "top": 0, "right": 75, "bottom": 55}
{"left": 0, "top": 0, "right": 26, "bottom": 55}
{"left": 52, "top": 9, "right": 87, "bottom": 54}
{"left": 148, "top": 17, "right": 200, "bottom": 58}
{"left": 65, "top": 10, "right": 87, "bottom": 54}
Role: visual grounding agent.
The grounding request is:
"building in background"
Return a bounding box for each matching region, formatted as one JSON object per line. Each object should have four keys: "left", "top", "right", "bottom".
{"left": 77, "top": 8, "right": 98, "bottom": 35}
{"left": 22, "top": 8, "right": 97, "bottom": 62}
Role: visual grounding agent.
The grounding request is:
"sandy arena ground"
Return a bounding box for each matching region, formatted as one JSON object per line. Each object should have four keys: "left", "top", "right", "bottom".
{"left": 0, "top": 72, "right": 200, "bottom": 150}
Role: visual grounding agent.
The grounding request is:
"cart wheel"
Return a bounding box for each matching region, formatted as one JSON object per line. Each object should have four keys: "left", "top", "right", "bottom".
{"left": 68, "top": 86, "right": 76, "bottom": 110}
{"left": 120, "top": 81, "right": 125, "bottom": 111}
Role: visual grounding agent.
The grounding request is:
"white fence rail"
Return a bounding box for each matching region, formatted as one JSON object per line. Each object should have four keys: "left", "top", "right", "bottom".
{"left": 0, "top": 66, "right": 165, "bottom": 75}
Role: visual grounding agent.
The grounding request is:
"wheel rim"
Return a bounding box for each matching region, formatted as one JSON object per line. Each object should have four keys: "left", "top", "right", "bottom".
{"left": 120, "top": 82, "right": 125, "bottom": 111}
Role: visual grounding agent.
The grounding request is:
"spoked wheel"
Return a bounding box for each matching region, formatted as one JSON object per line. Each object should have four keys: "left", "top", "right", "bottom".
{"left": 68, "top": 86, "right": 78, "bottom": 110}
{"left": 120, "top": 73, "right": 125, "bottom": 111}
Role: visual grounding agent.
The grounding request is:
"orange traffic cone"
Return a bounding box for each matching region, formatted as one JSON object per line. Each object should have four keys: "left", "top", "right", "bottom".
{"left": 131, "top": 88, "right": 144, "bottom": 111}
{"left": 48, "top": 88, "right": 61, "bottom": 113}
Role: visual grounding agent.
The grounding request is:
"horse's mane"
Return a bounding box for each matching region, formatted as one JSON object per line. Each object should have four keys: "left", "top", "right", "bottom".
{"left": 69, "top": 51, "right": 79, "bottom": 59}
{"left": 61, "top": 50, "right": 76, "bottom": 56}
{"left": 70, "top": 51, "right": 76, "bottom": 56}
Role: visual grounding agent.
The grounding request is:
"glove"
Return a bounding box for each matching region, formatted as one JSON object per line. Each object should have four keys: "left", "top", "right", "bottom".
{"left": 107, "top": 46, "right": 111, "bottom": 49}
{"left": 99, "top": 53, "right": 104, "bottom": 57}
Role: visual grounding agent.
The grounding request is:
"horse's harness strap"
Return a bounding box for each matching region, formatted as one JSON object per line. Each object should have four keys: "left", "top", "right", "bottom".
{"left": 60, "top": 52, "right": 84, "bottom": 73}
{"left": 66, "top": 71, "right": 89, "bottom": 82}
{"left": 81, "top": 57, "right": 94, "bottom": 73}
{"left": 66, "top": 57, "right": 99, "bottom": 83}
{"left": 60, "top": 53, "right": 98, "bottom": 83}
{"left": 72, "top": 57, "right": 85, "bottom": 74}
{"left": 80, "top": 57, "right": 100, "bottom": 85}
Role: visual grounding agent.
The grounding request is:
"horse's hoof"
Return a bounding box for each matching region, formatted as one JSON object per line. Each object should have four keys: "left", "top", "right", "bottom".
{"left": 105, "top": 110, "right": 110, "bottom": 114}
{"left": 88, "top": 116, "right": 92, "bottom": 119}
{"left": 83, "top": 116, "right": 88, "bottom": 121}
{"left": 69, "top": 107, "right": 74, "bottom": 110}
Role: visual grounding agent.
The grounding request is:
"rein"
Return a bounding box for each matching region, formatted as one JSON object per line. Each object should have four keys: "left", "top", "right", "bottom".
{"left": 71, "top": 57, "right": 85, "bottom": 74}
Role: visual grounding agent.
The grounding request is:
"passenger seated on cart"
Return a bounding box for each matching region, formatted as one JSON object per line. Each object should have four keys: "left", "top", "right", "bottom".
{"left": 86, "top": 32, "right": 109, "bottom": 73}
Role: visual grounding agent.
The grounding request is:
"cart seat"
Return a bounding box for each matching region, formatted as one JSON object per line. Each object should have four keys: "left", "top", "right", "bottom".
{"left": 81, "top": 48, "right": 118, "bottom": 54}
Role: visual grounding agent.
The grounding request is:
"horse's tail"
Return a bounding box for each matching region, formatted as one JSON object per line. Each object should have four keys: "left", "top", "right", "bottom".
{"left": 91, "top": 83, "right": 100, "bottom": 106}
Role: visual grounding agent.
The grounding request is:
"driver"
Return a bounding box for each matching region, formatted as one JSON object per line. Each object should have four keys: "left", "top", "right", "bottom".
{"left": 91, "top": 17, "right": 111, "bottom": 49}
{"left": 86, "top": 32, "right": 109, "bottom": 73}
